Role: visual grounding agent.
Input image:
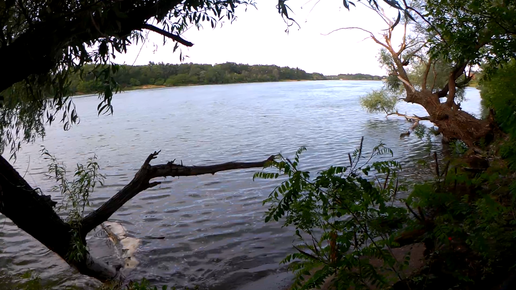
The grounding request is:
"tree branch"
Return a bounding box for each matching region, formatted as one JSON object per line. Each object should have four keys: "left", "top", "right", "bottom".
{"left": 406, "top": 6, "right": 447, "bottom": 45}
{"left": 0, "top": 0, "right": 185, "bottom": 92}
{"left": 445, "top": 71, "right": 457, "bottom": 107}
{"left": 431, "top": 64, "right": 438, "bottom": 92}
{"left": 388, "top": 112, "right": 427, "bottom": 138}
{"left": 387, "top": 111, "right": 429, "bottom": 121}
{"left": 397, "top": 75, "right": 415, "bottom": 92}
{"left": 141, "top": 24, "right": 193, "bottom": 47}
{"left": 322, "top": 27, "right": 391, "bottom": 51}
{"left": 80, "top": 153, "right": 275, "bottom": 235}
{"left": 397, "top": 17, "right": 408, "bottom": 55}
{"left": 436, "top": 64, "right": 467, "bottom": 98}
{"left": 422, "top": 57, "right": 433, "bottom": 91}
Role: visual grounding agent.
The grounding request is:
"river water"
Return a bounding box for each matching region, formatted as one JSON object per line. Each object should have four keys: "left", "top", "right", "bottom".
{"left": 0, "top": 81, "right": 482, "bottom": 289}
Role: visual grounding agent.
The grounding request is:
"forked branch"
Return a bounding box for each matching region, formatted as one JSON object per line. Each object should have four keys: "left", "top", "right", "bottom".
{"left": 436, "top": 63, "right": 467, "bottom": 98}
{"left": 387, "top": 112, "right": 429, "bottom": 137}
{"left": 322, "top": 27, "right": 391, "bottom": 51}
{"left": 80, "top": 152, "right": 274, "bottom": 235}
{"left": 387, "top": 111, "right": 430, "bottom": 121}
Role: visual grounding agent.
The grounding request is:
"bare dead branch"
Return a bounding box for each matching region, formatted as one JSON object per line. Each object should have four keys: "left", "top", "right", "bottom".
{"left": 141, "top": 24, "right": 193, "bottom": 47}
{"left": 387, "top": 112, "right": 427, "bottom": 136}
{"left": 80, "top": 153, "right": 274, "bottom": 235}
{"left": 378, "top": 7, "right": 394, "bottom": 28}
{"left": 397, "top": 17, "right": 408, "bottom": 55}
{"left": 401, "top": 41, "right": 428, "bottom": 62}
{"left": 414, "top": 115, "right": 431, "bottom": 121}
{"left": 322, "top": 27, "right": 391, "bottom": 51}
{"left": 358, "top": 1, "right": 392, "bottom": 27}
{"left": 386, "top": 111, "right": 427, "bottom": 122}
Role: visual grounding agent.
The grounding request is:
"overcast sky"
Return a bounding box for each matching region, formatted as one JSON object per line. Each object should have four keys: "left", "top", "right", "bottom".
{"left": 115, "top": 0, "right": 400, "bottom": 76}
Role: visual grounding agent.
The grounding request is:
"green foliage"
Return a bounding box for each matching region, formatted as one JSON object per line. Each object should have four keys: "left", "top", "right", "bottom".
{"left": 255, "top": 140, "right": 409, "bottom": 289}
{"left": 100, "top": 278, "right": 199, "bottom": 290}
{"left": 0, "top": 0, "right": 253, "bottom": 156}
{"left": 0, "top": 73, "right": 81, "bottom": 158}
{"left": 480, "top": 60, "right": 516, "bottom": 167}
{"left": 41, "top": 147, "right": 105, "bottom": 262}
{"left": 18, "top": 271, "right": 50, "bottom": 290}
{"left": 404, "top": 158, "right": 516, "bottom": 288}
{"left": 377, "top": 47, "right": 466, "bottom": 100}
{"left": 407, "top": 57, "right": 466, "bottom": 101}
{"left": 480, "top": 61, "right": 516, "bottom": 129}
{"left": 426, "top": 0, "right": 516, "bottom": 67}
{"left": 125, "top": 279, "right": 170, "bottom": 290}
{"left": 360, "top": 89, "right": 398, "bottom": 114}
{"left": 448, "top": 140, "right": 469, "bottom": 157}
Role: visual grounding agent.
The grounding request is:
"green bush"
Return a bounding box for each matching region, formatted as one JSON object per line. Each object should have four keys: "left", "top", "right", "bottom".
{"left": 255, "top": 139, "right": 410, "bottom": 289}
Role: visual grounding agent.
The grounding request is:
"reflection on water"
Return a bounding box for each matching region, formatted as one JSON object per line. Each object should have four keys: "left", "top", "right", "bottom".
{"left": 0, "top": 81, "right": 481, "bottom": 289}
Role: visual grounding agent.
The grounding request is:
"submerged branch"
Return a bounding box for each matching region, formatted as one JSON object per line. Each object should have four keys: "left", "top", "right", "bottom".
{"left": 387, "top": 111, "right": 428, "bottom": 121}
{"left": 80, "top": 152, "right": 274, "bottom": 235}
{"left": 387, "top": 112, "right": 427, "bottom": 138}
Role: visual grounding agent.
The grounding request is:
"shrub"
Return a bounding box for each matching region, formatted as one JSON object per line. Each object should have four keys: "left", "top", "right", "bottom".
{"left": 255, "top": 139, "right": 410, "bottom": 289}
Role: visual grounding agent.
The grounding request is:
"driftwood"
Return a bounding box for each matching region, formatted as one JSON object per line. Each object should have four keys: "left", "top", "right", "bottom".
{"left": 81, "top": 151, "right": 274, "bottom": 235}
{"left": 0, "top": 152, "right": 274, "bottom": 281}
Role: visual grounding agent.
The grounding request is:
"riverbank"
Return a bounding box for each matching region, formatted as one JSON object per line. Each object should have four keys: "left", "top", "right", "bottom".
{"left": 70, "top": 62, "right": 385, "bottom": 96}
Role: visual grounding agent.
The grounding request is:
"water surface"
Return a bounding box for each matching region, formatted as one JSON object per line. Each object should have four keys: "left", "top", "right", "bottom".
{"left": 0, "top": 80, "right": 482, "bottom": 289}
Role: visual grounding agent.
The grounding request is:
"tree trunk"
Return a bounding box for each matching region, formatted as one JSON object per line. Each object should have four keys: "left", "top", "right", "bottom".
{"left": 0, "top": 152, "right": 273, "bottom": 282}
{"left": 0, "top": 155, "right": 120, "bottom": 281}
{"left": 409, "top": 90, "right": 495, "bottom": 148}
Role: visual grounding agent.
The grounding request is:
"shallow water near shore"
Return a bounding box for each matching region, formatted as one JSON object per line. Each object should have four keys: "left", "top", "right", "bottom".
{"left": 0, "top": 80, "right": 482, "bottom": 289}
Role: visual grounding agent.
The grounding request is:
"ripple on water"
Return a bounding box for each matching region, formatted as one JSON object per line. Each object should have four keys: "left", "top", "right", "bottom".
{"left": 140, "top": 194, "right": 171, "bottom": 201}
{"left": 2, "top": 82, "right": 482, "bottom": 289}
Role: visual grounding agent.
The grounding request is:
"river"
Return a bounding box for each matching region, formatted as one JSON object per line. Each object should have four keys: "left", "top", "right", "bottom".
{"left": 0, "top": 80, "right": 482, "bottom": 289}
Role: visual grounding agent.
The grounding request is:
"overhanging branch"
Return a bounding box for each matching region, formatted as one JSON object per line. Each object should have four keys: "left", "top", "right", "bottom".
{"left": 387, "top": 111, "right": 429, "bottom": 121}
{"left": 80, "top": 152, "right": 274, "bottom": 235}
{"left": 322, "top": 27, "right": 391, "bottom": 51}
{"left": 141, "top": 24, "right": 193, "bottom": 47}
{"left": 0, "top": 0, "right": 185, "bottom": 92}
{"left": 387, "top": 112, "right": 429, "bottom": 138}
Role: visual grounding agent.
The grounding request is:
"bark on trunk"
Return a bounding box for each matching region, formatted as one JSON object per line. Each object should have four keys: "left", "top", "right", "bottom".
{"left": 0, "top": 155, "right": 119, "bottom": 281}
{"left": 0, "top": 152, "right": 273, "bottom": 282}
{"left": 408, "top": 90, "right": 495, "bottom": 148}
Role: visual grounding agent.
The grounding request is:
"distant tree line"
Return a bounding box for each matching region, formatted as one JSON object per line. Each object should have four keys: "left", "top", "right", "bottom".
{"left": 70, "top": 62, "right": 382, "bottom": 94}
{"left": 327, "top": 73, "right": 384, "bottom": 80}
